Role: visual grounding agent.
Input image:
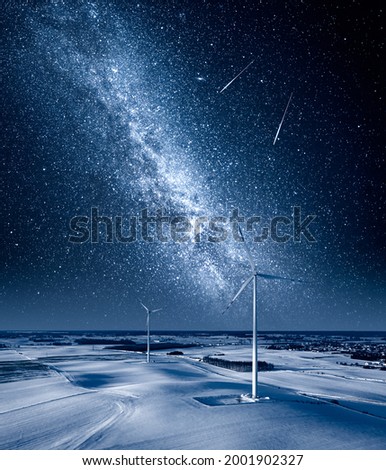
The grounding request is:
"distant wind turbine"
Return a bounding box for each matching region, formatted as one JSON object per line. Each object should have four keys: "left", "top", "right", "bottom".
{"left": 223, "top": 227, "right": 301, "bottom": 400}
{"left": 139, "top": 300, "right": 162, "bottom": 363}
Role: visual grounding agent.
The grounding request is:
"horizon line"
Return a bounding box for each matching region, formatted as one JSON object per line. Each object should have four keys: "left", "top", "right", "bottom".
{"left": 1, "top": 329, "right": 385, "bottom": 334}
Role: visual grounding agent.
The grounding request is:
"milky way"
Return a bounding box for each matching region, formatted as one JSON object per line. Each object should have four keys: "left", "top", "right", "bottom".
{"left": 2, "top": 1, "right": 385, "bottom": 330}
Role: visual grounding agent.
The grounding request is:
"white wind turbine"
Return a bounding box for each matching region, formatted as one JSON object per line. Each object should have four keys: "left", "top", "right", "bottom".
{"left": 139, "top": 300, "right": 162, "bottom": 363}
{"left": 223, "top": 227, "right": 301, "bottom": 400}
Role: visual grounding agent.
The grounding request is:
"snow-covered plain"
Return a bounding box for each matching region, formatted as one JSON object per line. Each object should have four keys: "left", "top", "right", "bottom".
{"left": 0, "top": 333, "right": 385, "bottom": 450}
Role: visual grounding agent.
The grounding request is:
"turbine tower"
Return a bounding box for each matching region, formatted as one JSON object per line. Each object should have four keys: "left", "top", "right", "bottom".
{"left": 139, "top": 300, "right": 162, "bottom": 363}
{"left": 223, "top": 227, "right": 301, "bottom": 400}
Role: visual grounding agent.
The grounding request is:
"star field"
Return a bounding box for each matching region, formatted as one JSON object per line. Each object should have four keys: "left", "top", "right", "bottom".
{"left": 2, "top": 0, "right": 385, "bottom": 330}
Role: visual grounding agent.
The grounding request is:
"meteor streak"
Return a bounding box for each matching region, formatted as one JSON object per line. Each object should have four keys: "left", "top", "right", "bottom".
{"left": 273, "top": 91, "right": 293, "bottom": 145}
{"left": 219, "top": 59, "right": 255, "bottom": 93}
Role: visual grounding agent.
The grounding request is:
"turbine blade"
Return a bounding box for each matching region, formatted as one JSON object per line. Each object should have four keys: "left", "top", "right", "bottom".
{"left": 152, "top": 308, "right": 162, "bottom": 313}
{"left": 138, "top": 298, "right": 149, "bottom": 312}
{"left": 238, "top": 226, "right": 256, "bottom": 272}
{"left": 222, "top": 274, "right": 254, "bottom": 314}
{"left": 256, "top": 272, "right": 302, "bottom": 282}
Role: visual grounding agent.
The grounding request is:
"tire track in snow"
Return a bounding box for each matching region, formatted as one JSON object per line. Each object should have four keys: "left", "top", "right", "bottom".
{"left": 72, "top": 394, "right": 136, "bottom": 450}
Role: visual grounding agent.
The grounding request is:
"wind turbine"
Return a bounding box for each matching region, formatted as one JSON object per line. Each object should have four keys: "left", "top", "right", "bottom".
{"left": 139, "top": 300, "right": 162, "bottom": 363}
{"left": 223, "top": 227, "right": 301, "bottom": 401}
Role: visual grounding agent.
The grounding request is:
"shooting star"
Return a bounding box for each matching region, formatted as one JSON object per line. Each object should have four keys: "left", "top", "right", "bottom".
{"left": 273, "top": 91, "right": 293, "bottom": 145}
{"left": 219, "top": 59, "right": 255, "bottom": 94}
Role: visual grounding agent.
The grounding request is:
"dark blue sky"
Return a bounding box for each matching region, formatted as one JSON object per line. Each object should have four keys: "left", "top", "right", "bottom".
{"left": 2, "top": 0, "right": 385, "bottom": 330}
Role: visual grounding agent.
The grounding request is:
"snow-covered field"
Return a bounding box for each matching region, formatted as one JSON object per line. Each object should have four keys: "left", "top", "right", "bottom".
{"left": 0, "top": 333, "right": 385, "bottom": 450}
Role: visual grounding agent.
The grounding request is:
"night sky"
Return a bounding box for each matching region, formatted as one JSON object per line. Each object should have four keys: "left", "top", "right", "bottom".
{"left": 2, "top": 0, "right": 385, "bottom": 331}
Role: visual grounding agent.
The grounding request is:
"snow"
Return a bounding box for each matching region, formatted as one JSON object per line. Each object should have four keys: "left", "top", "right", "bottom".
{"left": 0, "top": 336, "right": 385, "bottom": 450}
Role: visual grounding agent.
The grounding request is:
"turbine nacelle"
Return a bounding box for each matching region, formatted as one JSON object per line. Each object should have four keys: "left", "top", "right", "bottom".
{"left": 139, "top": 299, "right": 162, "bottom": 316}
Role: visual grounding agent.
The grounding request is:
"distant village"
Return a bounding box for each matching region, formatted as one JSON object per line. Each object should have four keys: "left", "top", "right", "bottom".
{"left": 263, "top": 334, "right": 386, "bottom": 370}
